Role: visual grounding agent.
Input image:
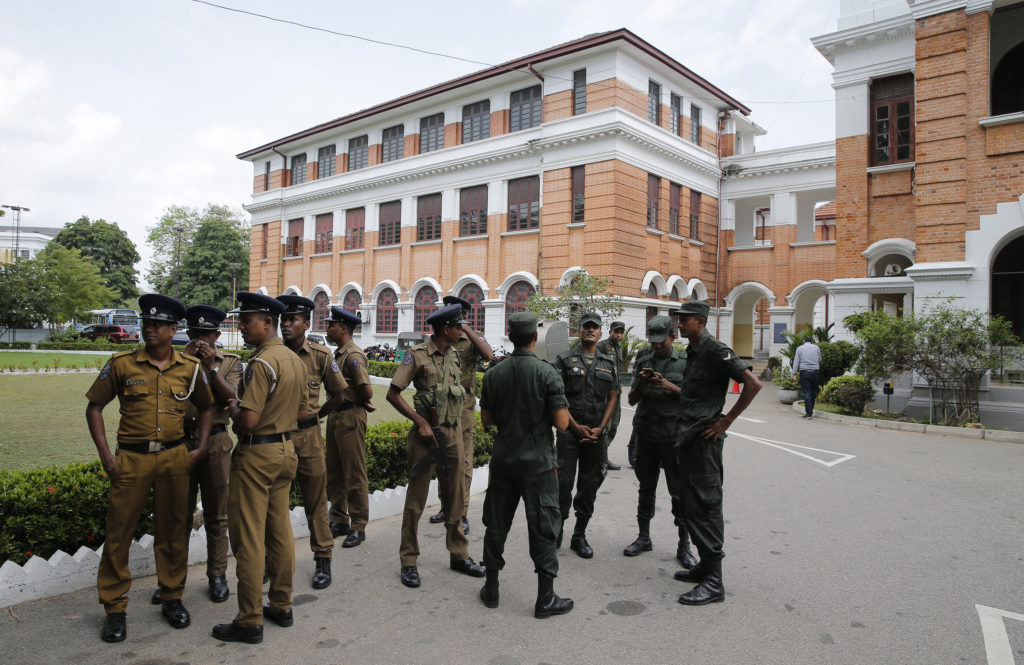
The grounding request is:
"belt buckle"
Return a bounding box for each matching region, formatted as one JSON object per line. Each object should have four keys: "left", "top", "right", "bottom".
{"left": 148, "top": 441, "right": 164, "bottom": 453}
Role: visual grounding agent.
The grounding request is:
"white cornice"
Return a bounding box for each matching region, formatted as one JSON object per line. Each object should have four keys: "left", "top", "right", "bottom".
{"left": 831, "top": 56, "right": 916, "bottom": 88}
{"left": 908, "top": 0, "right": 968, "bottom": 19}
{"left": 812, "top": 14, "right": 916, "bottom": 65}
{"left": 904, "top": 261, "right": 976, "bottom": 281}
{"left": 826, "top": 276, "right": 914, "bottom": 294}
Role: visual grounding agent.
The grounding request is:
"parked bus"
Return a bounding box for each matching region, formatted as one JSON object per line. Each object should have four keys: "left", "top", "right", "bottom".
{"left": 88, "top": 309, "right": 140, "bottom": 326}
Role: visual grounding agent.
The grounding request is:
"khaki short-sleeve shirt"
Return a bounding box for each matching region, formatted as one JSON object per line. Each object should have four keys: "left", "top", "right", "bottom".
{"left": 391, "top": 338, "right": 463, "bottom": 424}
{"left": 238, "top": 337, "right": 309, "bottom": 435}
{"left": 291, "top": 338, "right": 348, "bottom": 413}
{"left": 335, "top": 340, "right": 371, "bottom": 403}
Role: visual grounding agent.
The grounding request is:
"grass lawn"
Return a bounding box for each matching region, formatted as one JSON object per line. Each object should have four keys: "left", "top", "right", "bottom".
{"left": 0, "top": 373, "right": 409, "bottom": 473}
{"left": 0, "top": 352, "right": 109, "bottom": 371}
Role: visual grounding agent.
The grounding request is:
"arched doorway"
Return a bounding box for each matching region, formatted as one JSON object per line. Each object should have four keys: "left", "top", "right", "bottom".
{"left": 992, "top": 235, "right": 1024, "bottom": 338}
{"left": 727, "top": 282, "right": 775, "bottom": 358}
{"left": 789, "top": 281, "right": 830, "bottom": 336}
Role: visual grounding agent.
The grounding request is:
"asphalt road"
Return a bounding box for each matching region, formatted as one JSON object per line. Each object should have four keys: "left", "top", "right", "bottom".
{"left": 2, "top": 389, "right": 1023, "bottom": 665}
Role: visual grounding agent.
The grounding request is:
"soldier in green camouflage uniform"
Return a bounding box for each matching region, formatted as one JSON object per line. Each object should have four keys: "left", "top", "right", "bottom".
{"left": 672, "top": 301, "right": 761, "bottom": 606}
{"left": 595, "top": 320, "right": 625, "bottom": 471}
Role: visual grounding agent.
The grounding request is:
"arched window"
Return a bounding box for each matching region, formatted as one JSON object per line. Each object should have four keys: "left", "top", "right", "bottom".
{"left": 458, "top": 283, "right": 486, "bottom": 332}
{"left": 414, "top": 286, "right": 437, "bottom": 333}
{"left": 647, "top": 284, "right": 659, "bottom": 298}
{"left": 376, "top": 288, "right": 397, "bottom": 334}
{"left": 992, "top": 41, "right": 1024, "bottom": 116}
{"left": 312, "top": 291, "right": 330, "bottom": 331}
{"left": 504, "top": 280, "right": 535, "bottom": 332}
{"left": 993, "top": 235, "right": 1024, "bottom": 338}
{"left": 342, "top": 290, "right": 362, "bottom": 333}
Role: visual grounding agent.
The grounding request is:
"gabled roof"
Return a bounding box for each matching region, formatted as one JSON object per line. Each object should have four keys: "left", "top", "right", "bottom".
{"left": 237, "top": 28, "right": 750, "bottom": 160}
{"left": 815, "top": 202, "right": 836, "bottom": 221}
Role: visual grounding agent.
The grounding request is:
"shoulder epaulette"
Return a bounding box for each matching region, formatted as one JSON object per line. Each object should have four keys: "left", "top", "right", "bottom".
{"left": 308, "top": 341, "right": 332, "bottom": 356}
{"left": 180, "top": 351, "right": 202, "bottom": 363}
{"left": 222, "top": 350, "right": 241, "bottom": 359}
{"left": 110, "top": 349, "right": 135, "bottom": 360}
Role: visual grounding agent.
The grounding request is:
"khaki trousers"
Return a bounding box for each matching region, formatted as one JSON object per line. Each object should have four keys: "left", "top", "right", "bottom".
{"left": 399, "top": 424, "right": 467, "bottom": 566}
{"left": 97, "top": 444, "right": 190, "bottom": 613}
{"left": 325, "top": 407, "right": 369, "bottom": 530}
{"left": 228, "top": 440, "right": 298, "bottom": 627}
{"left": 435, "top": 395, "right": 476, "bottom": 518}
{"left": 186, "top": 429, "right": 233, "bottom": 577}
{"left": 291, "top": 425, "right": 333, "bottom": 557}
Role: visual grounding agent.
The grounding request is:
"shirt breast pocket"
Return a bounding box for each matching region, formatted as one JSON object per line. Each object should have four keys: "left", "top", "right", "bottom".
{"left": 124, "top": 383, "right": 149, "bottom": 399}
{"left": 595, "top": 369, "right": 614, "bottom": 395}
{"left": 564, "top": 365, "right": 585, "bottom": 394}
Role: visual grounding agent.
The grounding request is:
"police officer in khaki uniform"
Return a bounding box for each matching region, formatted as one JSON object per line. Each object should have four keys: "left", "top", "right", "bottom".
{"left": 324, "top": 306, "right": 376, "bottom": 547}
{"left": 277, "top": 295, "right": 347, "bottom": 589}
{"left": 553, "top": 311, "right": 620, "bottom": 559}
{"left": 212, "top": 293, "right": 308, "bottom": 645}
{"left": 86, "top": 294, "right": 214, "bottom": 643}
{"left": 428, "top": 295, "right": 492, "bottom": 533}
{"left": 672, "top": 301, "right": 761, "bottom": 606}
{"left": 387, "top": 304, "right": 485, "bottom": 588}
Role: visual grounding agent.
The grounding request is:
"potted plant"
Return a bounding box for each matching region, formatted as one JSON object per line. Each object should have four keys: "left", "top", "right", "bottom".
{"left": 772, "top": 365, "right": 801, "bottom": 404}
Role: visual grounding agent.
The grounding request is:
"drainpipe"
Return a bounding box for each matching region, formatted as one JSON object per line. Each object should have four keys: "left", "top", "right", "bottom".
{"left": 714, "top": 111, "right": 729, "bottom": 337}
{"left": 271, "top": 147, "right": 288, "bottom": 297}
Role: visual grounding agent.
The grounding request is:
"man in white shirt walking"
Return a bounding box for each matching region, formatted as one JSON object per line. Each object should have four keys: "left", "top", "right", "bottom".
{"left": 792, "top": 336, "right": 822, "bottom": 419}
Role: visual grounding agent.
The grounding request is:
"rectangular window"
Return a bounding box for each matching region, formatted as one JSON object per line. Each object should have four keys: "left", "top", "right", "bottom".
{"left": 510, "top": 85, "right": 542, "bottom": 132}
{"left": 286, "top": 218, "right": 303, "bottom": 257}
{"left": 649, "top": 80, "right": 661, "bottom": 124}
{"left": 317, "top": 145, "right": 336, "bottom": 178}
{"left": 381, "top": 125, "right": 404, "bottom": 163}
{"left": 647, "top": 174, "right": 660, "bottom": 229}
{"left": 263, "top": 161, "right": 270, "bottom": 190}
{"left": 419, "top": 113, "right": 444, "bottom": 153}
{"left": 416, "top": 193, "right": 442, "bottom": 242}
{"left": 462, "top": 100, "right": 491, "bottom": 143}
{"left": 689, "top": 190, "right": 702, "bottom": 239}
{"left": 507, "top": 176, "right": 540, "bottom": 231}
{"left": 870, "top": 73, "right": 914, "bottom": 166}
{"left": 348, "top": 135, "right": 368, "bottom": 171}
{"left": 460, "top": 185, "right": 488, "bottom": 236}
{"left": 669, "top": 182, "right": 681, "bottom": 235}
{"left": 314, "top": 213, "right": 332, "bottom": 253}
{"left": 670, "top": 93, "right": 681, "bottom": 136}
{"left": 571, "top": 166, "right": 585, "bottom": 223}
{"left": 291, "top": 153, "right": 307, "bottom": 185}
{"left": 573, "top": 69, "right": 586, "bottom": 115}
{"left": 378, "top": 201, "right": 401, "bottom": 246}
{"left": 261, "top": 224, "right": 268, "bottom": 259}
{"left": 345, "top": 207, "right": 365, "bottom": 250}
{"left": 690, "top": 104, "right": 702, "bottom": 144}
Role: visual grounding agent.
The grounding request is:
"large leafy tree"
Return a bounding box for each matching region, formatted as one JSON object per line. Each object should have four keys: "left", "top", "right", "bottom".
{"left": 146, "top": 204, "right": 248, "bottom": 301}
{"left": 526, "top": 272, "right": 624, "bottom": 332}
{"left": 37, "top": 245, "right": 116, "bottom": 326}
{"left": 0, "top": 259, "right": 58, "bottom": 338}
{"left": 51, "top": 216, "right": 140, "bottom": 304}
{"left": 176, "top": 215, "right": 250, "bottom": 310}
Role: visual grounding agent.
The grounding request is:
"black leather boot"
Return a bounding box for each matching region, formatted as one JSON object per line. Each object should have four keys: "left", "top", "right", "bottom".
{"left": 678, "top": 558, "right": 724, "bottom": 605}
{"left": 623, "top": 519, "right": 652, "bottom": 556}
{"left": 676, "top": 524, "right": 698, "bottom": 569}
{"left": 569, "top": 517, "right": 593, "bottom": 558}
{"left": 479, "top": 568, "right": 499, "bottom": 608}
{"left": 311, "top": 557, "right": 332, "bottom": 589}
{"left": 100, "top": 612, "right": 126, "bottom": 642}
{"left": 208, "top": 574, "right": 230, "bottom": 603}
{"left": 674, "top": 559, "right": 706, "bottom": 583}
{"left": 534, "top": 574, "right": 573, "bottom": 619}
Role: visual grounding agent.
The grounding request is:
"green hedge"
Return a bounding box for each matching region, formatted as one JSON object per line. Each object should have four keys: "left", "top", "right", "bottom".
{"left": 36, "top": 341, "right": 138, "bottom": 352}
{"left": 0, "top": 461, "right": 155, "bottom": 566}
{"left": 0, "top": 342, "right": 32, "bottom": 350}
{"left": 821, "top": 375, "right": 875, "bottom": 410}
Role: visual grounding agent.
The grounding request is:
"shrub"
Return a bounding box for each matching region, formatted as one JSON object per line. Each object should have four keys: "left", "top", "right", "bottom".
{"left": 0, "top": 341, "right": 32, "bottom": 350}
{"left": 821, "top": 375, "right": 875, "bottom": 410}
{"left": 0, "top": 461, "right": 155, "bottom": 566}
{"left": 46, "top": 327, "right": 83, "bottom": 343}
{"left": 368, "top": 360, "right": 399, "bottom": 378}
{"left": 836, "top": 382, "right": 875, "bottom": 415}
{"left": 772, "top": 366, "right": 799, "bottom": 390}
{"left": 818, "top": 340, "right": 860, "bottom": 385}
{"left": 767, "top": 356, "right": 782, "bottom": 372}
{"left": 36, "top": 341, "right": 137, "bottom": 352}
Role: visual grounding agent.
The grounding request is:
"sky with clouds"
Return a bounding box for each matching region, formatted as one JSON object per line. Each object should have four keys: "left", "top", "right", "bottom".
{"left": 0, "top": 0, "right": 840, "bottom": 287}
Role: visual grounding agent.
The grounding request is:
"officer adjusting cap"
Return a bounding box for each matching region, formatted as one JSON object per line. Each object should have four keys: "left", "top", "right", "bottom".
{"left": 230, "top": 291, "right": 286, "bottom": 315}
{"left": 675, "top": 300, "right": 710, "bottom": 319}
{"left": 579, "top": 311, "right": 602, "bottom": 327}
{"left": 185, "top": 304, "right": 226, "bottom": 330}
{"left": 507, "top": 311, "right": 538, "bottom": 337}
{"left": 609, "top": 320, "right": 626, "bottom": 331}
{"left": 442, "top": 295, "right": 471, "bottom": 311}
{"left": 139, "top": 294, "right": 186, "bottom": 323}
{"left": 426, "top": 303, "right": 468, "bottom": 327}
{"left": 276, "top": 294, "right": 316, "bottom": 314}
{"left": 646, "top": 315, "right": 673, "bottom": 343}
{"left": 327, "top": 306, "right": 362, "bottom": 328}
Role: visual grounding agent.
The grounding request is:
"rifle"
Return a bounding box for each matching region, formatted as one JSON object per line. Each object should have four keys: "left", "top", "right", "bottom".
{"left": 409, "top": 399, "right": 453, "bottom": 525}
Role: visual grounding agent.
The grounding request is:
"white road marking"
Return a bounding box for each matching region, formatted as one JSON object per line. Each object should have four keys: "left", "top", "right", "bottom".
{"left": 976, "top": 604, "right": 1024, "bottom": 665}
{"left": 730, "top": 431, "right": 856, "bottom": 468}
{"left": 737, "top": 416, "right": 765, "bottom": 423}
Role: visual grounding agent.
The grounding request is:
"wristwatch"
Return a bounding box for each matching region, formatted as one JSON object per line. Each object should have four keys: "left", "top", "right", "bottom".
{"left": 208, "top": 366, "right": 220, "bottom": 374}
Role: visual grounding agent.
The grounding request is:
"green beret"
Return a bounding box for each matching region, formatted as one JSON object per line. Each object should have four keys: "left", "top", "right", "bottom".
{"left": 508, "top": 311, "right": 538, "bottom": 337}
{"left": 646, "top": 315, "right": 673, "bottom": 343}
{"left": 579, "top": 311, "right": 602, "bottom": 327}
{"left": 675, "top": 300, "right": 710, "bottom": 319}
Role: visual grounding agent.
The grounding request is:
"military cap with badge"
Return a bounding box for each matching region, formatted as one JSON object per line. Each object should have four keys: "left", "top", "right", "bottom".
{"left": 230, "top": 291, "right": 287, "bottom": 315}
{"left": 646, "top": 315, "right": 673, "bottom": 343}
{"left": 675, "top": 300, "right": 710, "bottom": 319}
{"left": 326, "top": 306, "right": 362, "bottom": 329}
{"left": 276, "top": 294, "right": 316, "bottom": 314}
{"left": 579, "top": 311, "right": 602, "bottom": 327}
{"left": 427, "top": 303, "right": 468, "bottom": 328}
{"left": 140, "top": 293, "right": 186, "bottom": 323}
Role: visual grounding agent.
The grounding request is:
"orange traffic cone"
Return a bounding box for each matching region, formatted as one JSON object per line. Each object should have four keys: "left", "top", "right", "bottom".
{"left": 730, "top": 380, "right": 741, "bottom": 394}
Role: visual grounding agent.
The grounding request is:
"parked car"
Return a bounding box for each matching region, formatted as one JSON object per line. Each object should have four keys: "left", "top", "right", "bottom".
{"left": 79, "top": 325, "right": 139, "bottom": 344}
{"left": 305, "top": 332, "right": 336, "bottom": 354}
{"left": 171, "top": 330, "right": 223, "bottom": 348}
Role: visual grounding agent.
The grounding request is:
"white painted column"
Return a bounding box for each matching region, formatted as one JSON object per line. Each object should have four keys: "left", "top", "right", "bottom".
{"left": 767, "top": 306, "right": 795, "bottom": 358}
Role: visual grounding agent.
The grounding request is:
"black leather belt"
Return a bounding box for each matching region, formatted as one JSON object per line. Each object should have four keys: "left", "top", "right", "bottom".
{"left": 334, "top": 402, "right": 365, "bottom": 412}
{"left": 241, "top": 432, "right": 292, "bottom": 445}
{"left": 210, "top": 424, "right": 228, "bottom": 436}
{"left": 118, "top": 437, "right": 187, "bottom": 453}
{"left": 296, "top": 416, "right": 320, "bottom": 430}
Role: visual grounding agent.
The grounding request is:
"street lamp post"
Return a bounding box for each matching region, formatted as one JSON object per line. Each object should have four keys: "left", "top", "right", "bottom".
{"left": 172, "top": 226, "right": 185, "bottom": 300}
{"left": 1, "top": 204, "right": 30, "bottom": 261}
{"left": 230, "top": 261, "right": 241, "bottom": 347}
